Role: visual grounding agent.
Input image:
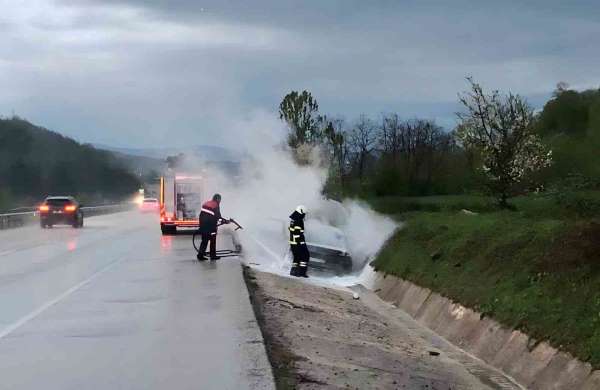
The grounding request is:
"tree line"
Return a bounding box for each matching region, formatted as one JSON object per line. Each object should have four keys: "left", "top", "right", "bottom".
{"left": 279, "top": 80, "right": 600, "bottom": 207}
{"left": 0, "top": 117, "right": 141, "bottom": 209}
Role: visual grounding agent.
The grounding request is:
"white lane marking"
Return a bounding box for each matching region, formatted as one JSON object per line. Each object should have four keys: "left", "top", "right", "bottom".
{"left": 0, "top": 256, "right": 125, "bottom": 340}
{"left": 244, "top": 232, "right": 282, "bottom": 263}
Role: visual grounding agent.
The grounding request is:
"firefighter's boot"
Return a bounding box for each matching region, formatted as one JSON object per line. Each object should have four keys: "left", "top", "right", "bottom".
{"left": 290, "top": 263, "right": 299, "bottom": 276}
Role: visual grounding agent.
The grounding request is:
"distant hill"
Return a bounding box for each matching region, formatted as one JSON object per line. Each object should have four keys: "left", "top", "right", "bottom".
{"left": 0, "top": 117, "right": 141, "bottom": 208}
{"left": 93, "top": 143, "right": 243, "bottom": 181}
{"left": 93, "top": 144, "right": 239, "bottom": 163}
{"left": 105, "top": 150, "right": 166, "bottom": 180}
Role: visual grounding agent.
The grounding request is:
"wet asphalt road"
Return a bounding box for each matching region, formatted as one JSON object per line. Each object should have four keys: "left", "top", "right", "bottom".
{"left": 0, "top": 211, "right": 274, "bottom": 390}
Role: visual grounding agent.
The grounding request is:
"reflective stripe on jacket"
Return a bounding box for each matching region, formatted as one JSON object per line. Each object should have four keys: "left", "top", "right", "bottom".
{"left": 289, "top": 219, "right": 306, "bottom": 246}
{"left": 199, "top": 199, "right": 221, "bottom": 233}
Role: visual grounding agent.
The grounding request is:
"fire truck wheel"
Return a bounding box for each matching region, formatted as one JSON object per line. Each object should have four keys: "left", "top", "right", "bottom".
{"left": 161, "top": 225, "right": 176, "bottom": 235}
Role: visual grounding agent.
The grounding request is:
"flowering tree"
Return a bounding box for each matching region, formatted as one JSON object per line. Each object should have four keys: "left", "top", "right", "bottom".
{"left": 457, "top": 78, "right": 552, "bottom": 207}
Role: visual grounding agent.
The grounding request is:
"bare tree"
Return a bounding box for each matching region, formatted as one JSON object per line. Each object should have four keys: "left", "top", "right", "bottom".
{"left": 399, "top": 119, "right": 449, "bottom": 186}
{"left": 348, "top": 115, "right": 376, "bottom": 183}
{"left": 375, "top": 114, "right": 456, "bottom": 193}
{"left": 323, "top": 117, "right": 350, "bottom": 186}
{"left": 379, "top": 113, "right": 403, "bottom": 164}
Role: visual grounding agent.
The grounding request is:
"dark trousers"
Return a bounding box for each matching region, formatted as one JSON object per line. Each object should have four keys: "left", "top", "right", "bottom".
{"left": 199, "top": 232, "right": 217, "bottom": 258}
{"left": 290, "top": 244, "right": 309, "bottom": 277}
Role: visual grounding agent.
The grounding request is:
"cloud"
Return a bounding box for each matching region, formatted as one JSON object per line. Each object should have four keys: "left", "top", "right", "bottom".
{"left": 0, "top": 0, "right": 599, "bottom": 148}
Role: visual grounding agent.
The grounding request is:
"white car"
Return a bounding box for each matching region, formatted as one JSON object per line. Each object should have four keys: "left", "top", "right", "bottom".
{"left": 139, "top": 198, "right": 159, "bottom": 213}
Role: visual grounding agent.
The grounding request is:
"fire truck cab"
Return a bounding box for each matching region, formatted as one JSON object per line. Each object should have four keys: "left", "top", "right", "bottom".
{"left": 159, "top": 174, "right": 205, "bottom": 235}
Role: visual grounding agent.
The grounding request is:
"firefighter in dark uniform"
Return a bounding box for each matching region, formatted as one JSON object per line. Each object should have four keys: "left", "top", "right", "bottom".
{"left": 197, "top": 193, "right": 226, "bottom": 261}
{"left": 289, "top": 205, "right": 310, "bottom": 277}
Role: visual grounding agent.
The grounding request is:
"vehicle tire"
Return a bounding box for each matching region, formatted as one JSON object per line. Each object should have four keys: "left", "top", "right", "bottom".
{"left": 40, "top": 220, "right": 46, "bottom": 228}
{"left": 161, "top": 225, "right": 175, "bottom": 235}
{"left": 73, "top": 214, "right": 83, "bottom": 228}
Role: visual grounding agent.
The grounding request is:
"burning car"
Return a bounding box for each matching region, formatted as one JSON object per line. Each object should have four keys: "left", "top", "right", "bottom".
{"left": 304, "top": 220, "right": 353, "bottom": 275}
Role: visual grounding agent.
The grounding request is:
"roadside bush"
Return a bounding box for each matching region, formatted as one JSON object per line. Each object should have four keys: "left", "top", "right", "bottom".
{"left": 549, "top": 173, "right": 600, "bottom": 191}
{"left": 542, "top": 174, "right": 600, "bottom": 217}
{"left": 367, "top": 195, "right": 498, "bottom": 215}
{"left": 372, "top": 165, "right": 403, "bottom": 196}
{"left": 553, "top": 191, "right": 600, "bottom": 218}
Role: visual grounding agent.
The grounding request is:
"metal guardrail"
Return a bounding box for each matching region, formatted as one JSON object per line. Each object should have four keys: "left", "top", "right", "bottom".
{"left": 6, "top": 206, "right": 37, "bottom": 213}
{"left": 0, "top": 204, "right": 134, "bottom": 230}
{"left": 81, "top": 204, "right": 134, "bottom": 217}
{"left": 0, "top": 211, "right": 36, "bottom": 230}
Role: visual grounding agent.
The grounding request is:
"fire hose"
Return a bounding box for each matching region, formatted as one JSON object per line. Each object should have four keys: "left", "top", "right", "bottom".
{"left": 192, "top": 218, "right": 243, "bottom": 257}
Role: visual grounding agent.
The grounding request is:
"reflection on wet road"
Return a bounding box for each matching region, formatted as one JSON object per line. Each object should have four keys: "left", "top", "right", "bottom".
{"left": 0, "top": 212, "right": 273, "bottom": 390}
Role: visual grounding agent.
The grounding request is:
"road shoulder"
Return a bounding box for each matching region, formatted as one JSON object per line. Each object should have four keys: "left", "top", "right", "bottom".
{"left": 243, "top": 266, "right": 523, "bottom": 390}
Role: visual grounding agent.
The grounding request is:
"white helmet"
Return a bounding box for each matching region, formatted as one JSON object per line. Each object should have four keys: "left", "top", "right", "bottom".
{"left": 295, "top": 205, "right": 307, "bottom": 215}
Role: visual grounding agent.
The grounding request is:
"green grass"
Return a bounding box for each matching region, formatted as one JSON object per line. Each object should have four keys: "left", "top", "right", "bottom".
{"left": 367, "top": 194, "right": 498, "bottom": 215}
{"left": 371, "top": 192, "right": 600, "bottom": 368}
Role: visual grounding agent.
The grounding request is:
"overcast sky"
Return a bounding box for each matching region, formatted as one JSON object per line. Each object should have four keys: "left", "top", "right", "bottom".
{"left": 1, "top": 0, "right": 599, "bottom": 148}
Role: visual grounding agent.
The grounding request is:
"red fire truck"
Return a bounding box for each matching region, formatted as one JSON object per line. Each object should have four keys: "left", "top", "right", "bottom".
{"left": 159, "top": 174, "right": 205, "bottom": 234}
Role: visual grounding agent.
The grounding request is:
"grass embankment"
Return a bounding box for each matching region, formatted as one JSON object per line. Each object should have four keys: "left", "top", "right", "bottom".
{"left": 370, "top": 192, "right": 600, "bottom": 368}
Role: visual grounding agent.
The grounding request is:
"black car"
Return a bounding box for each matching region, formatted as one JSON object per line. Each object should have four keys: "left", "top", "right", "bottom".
{"left": 39, "top": 196, "right": 84, "bottom": 228}
{"left": 305, "top": 243, "right": 353, "bottom": 275}
{"left": 280, "top": 218, "right": 354, "bottom": 275}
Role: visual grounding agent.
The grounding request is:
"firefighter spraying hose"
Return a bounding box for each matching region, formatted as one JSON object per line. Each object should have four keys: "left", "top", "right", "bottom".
{"left": 193, "top": 193, "right": 243, "bottom": 260}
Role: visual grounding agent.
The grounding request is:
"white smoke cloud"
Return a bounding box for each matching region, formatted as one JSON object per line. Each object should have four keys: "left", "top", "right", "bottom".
{"left": 196, "top": 111, "right": 398, "bottom": 284}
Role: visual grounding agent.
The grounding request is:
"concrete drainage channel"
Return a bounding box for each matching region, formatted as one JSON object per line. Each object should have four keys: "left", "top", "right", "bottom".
{"left": 371, "top": 273, "right": 600, "bottom": 390}
{"left": 0, "top": 204, "right": 134, "bottom": 230}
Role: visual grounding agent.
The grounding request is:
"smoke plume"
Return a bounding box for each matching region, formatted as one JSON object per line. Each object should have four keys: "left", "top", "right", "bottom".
{"left": 198, "top": 111, "right": 398, "bottom": 284}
